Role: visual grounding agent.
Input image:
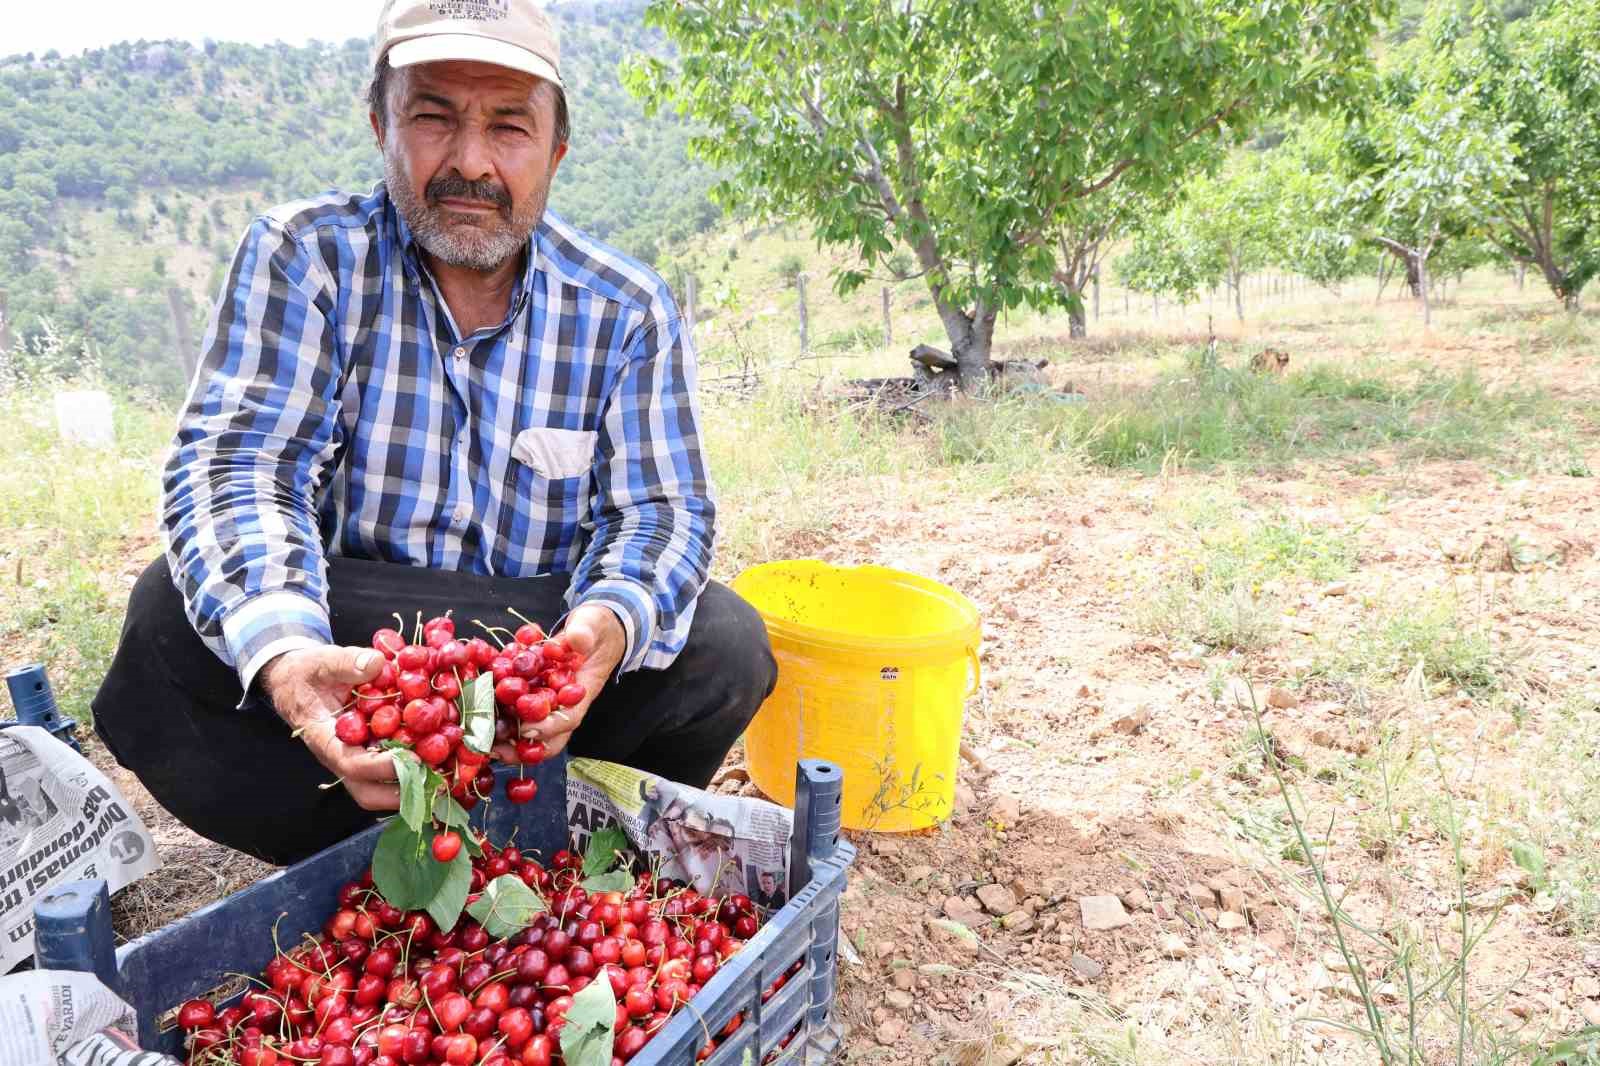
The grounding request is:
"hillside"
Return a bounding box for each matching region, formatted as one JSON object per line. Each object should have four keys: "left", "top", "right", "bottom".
{"left": 0, "top": 0, "right": 717, "bottom": 395}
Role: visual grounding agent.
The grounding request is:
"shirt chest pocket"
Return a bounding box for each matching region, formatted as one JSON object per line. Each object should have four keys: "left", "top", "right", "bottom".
{"left": 512, "top": 428, "right": 599, "bottom": 479}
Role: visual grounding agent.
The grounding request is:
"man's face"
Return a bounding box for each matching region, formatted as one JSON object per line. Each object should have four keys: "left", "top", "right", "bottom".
{"left": 759, "top": 872, "right": 775, "bottom": 892}
{"left": 374, "top": 60, "right": 568, "bottom": 273}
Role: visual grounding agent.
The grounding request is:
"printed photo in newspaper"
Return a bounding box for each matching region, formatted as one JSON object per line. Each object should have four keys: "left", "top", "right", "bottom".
{"left": 566, "top": 758, "right": 794, "bottom": 917}
{"left": 0, "top": 727, "right": 159, "bottom": 972}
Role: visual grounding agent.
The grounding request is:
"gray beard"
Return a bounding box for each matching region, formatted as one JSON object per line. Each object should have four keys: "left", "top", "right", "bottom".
{"left": 383, "top": 150, "right": 547, "bottom": 273}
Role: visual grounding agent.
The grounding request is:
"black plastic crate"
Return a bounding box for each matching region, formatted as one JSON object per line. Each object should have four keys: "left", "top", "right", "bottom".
{"left": 34, "top": 758, "right": 853, "bottom": 1066}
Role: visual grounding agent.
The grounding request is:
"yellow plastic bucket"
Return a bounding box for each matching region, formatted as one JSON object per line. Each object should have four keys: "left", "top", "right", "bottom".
{"left": 732, "top": 560, "right": 980, "bottom": 832}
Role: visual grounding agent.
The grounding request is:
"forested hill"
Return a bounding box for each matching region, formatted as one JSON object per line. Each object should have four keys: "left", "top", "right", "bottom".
{"left": 0, "top": 1, "right": 717, "bottom": 395}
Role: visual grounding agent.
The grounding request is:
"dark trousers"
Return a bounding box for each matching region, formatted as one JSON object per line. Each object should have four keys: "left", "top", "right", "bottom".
{"left": 92, "top": 557, "right": 775, "bottom": 865}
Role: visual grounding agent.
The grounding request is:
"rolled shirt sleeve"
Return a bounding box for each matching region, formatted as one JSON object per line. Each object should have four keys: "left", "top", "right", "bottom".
{"left": 162, "top": 217, "right": 344, "bottom": 694}
{"left": 568, "top": 310, "right": 715, "bottom": 673}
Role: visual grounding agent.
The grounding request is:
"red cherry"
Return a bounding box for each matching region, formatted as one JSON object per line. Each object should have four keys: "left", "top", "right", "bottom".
{"left": 402, "top": 698, "right": 443, "bottom": 735}
{"left": 507, "top": 778, "right": 538, "bottom": 804}
{"left": 616, "top": 1027, "right": 648, "bottom": 1062}
{"left": 514, "top": 623, "right": 545, "bottom": 645}
{"left": 416, "top": 732, "right": 452, "bottom": 767}
{"left": 397, "top": 670, "right": 431, "bottom": 702}
{"left": 432, "top": 831, "right": 462, "bottom": 863}
{"left": 177, "top": 999, "right": 215, "bottom": 1031}
{"left": 431, "top": 671, "right": 462, "bottom": 701}
{"left": 497, "top": 1007, "right": 534, "bottom": 1049}
{"left": 434, "top": 992, "right": 471, "bottom": 1033}
{"left": 514, "top": 690, "right": 555, "bottom": 723}
{"left": 372, "top": 629, "right": 406, "bottom": 658}
{"left": 241, "top": 1046, "right": 280, "bottom": 1066}
{"left": 556, "top": 684, "right": 586, "bottom": 708}
{"left": 368, "top": 704, "right": 401, "bottom": 738}
{"left": 623, "top": 986, "right": 652, "bottom": 1019}
{"left": 334, "top": 711, "right": 369, "bottom": 746}
{"left": 496, "top": 676, "right": 529, "bottom": 705}
{"left": 522, "top": 1035, "right": 554, "bottom": 1066}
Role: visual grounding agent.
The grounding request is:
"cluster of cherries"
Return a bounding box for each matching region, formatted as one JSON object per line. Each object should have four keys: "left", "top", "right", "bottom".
{"left": 333, "top": 616, "right": 587, "bottom": 808}
{"left": 175, "top": 840, "right": 795, "bottom": 1066}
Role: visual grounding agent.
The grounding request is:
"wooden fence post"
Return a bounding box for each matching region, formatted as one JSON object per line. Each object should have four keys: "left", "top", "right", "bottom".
{"left": 880, "top": 285, "right": 892, "bottom": 348}
{"left": 167, "top": 286, "right": 197, "bottom": 380}
{"left": 797, "top": 272, "right": 810, "bottom": 354}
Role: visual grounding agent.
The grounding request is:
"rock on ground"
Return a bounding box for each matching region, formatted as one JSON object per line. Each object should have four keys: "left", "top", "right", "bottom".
{"left": 976, "top": 883, "right": 1018, "bottom": 915}
{"left": 1079, "top": 895, "right": 1132, "bottom": 931}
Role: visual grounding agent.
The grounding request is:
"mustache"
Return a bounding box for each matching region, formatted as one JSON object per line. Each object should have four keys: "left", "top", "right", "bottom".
{"left": 426, "top": 174, "right": 512, "bottom": 212}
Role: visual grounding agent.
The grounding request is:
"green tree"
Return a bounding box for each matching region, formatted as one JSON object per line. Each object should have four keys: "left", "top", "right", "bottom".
{"left": 1111, "top": 152, "right": 1282, "bottom": 322}
{"left": 1268, "top": 126, "right": 1372, "bottom": 291}
{"left": 1334, "top": 82, "right": 1516, "bottom": 325}
{"left": 628, "top": 0, "right": 1390, "bottom": 390}
{"left": 1450, "top": 0, "right": 1600, "bottom": 309}
{"left": 1115, "top": 210, "right": 1212, "bottom": 305}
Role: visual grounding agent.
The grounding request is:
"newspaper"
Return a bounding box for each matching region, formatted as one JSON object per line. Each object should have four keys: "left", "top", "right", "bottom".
{"left": 0, "top": 970, "right": 177, "bottom": 1066}
{"left": 567, "top": 758, "right": 795, "bottom": 915}
{"left": 0, "top": 727, "right": 159, "bottom": 973}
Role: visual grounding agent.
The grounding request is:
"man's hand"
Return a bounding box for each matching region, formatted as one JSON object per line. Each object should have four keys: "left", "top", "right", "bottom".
{"left": 260, "top": 646, "right": 398, "bottom": 811}
{"left": 497, "top": 604, "right": 625, "bottom": 763}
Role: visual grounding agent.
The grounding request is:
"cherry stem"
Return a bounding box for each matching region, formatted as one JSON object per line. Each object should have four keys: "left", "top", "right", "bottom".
{"left": 471, "top": 618, "right": 516, "bottom": 648}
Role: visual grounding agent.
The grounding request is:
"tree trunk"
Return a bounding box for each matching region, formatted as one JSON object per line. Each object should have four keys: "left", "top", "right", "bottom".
{"left": 1068, "top": 302, "right": 1087, "bottom": 339}
{"left": 951, "top": 304, "right": 996, "bottom": 392}
{"left": 1516, "top": 263, "right": 1525, "bottom": 290}
{"left": 881, "top": 286, "right": 892, "bottom": 348}
{"left": 1404, "top": 255, "right": 1422, "bottom": 299}
{"left": 1092, "top": 271, "right": 1100, "bottom": 322}
{"left": 923, "top": 283, "right": 995, "bottom": 394}
{"left": 1232, "top": 274, "right": 1245, "bottom": 323}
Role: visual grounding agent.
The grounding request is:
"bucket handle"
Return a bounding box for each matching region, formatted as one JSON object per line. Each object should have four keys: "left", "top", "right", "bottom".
{"left": 965, "top": 644, "right": 982, "bottom": 698}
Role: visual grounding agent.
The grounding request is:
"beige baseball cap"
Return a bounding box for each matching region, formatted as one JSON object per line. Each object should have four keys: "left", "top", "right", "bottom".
{"left": 376, "top": 0, "right": 563, "bottom": 88}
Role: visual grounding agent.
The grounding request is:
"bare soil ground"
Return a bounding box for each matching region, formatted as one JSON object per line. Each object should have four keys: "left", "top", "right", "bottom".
{"left": 788, "top": 460, "right": 1600, "bottom": 1064}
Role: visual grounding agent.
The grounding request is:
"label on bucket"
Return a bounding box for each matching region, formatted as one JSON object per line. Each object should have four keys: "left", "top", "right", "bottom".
{"left": 879, "top": 666, "right": 900, "bottom": 681}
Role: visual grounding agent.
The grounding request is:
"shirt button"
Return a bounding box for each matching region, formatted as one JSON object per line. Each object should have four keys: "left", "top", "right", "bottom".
{"left": 453, "top": 346, "right": 467, "bottom": 361}
{"left": 453, "top": 505, "right": 468, "bottom": 523}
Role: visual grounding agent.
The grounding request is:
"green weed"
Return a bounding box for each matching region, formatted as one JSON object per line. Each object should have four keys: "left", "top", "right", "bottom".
{"left": 1317, "top": 596, "right": 1510, "bottom": 697}
{"left": 1504, "top": 695, "right": 1600, "bottom": 934}
{"left": 1059, "top": 358, "right": 1567, "bottom": 473}
{"left": 1137, "top": 503, "right": 1357, "bottom": 650}
{"left": 0, "top": 382, "right": 170, "bottom": 725}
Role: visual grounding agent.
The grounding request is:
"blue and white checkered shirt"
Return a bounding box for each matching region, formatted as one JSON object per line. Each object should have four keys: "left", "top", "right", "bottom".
{"left": 163, "top": 184, "right": 714, "bottom": 692}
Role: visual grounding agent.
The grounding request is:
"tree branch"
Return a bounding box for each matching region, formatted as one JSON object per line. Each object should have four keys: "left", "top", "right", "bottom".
{"left": 1371, "top": 235, "right": 1420, "bottom": 259}
{"left": 1014, "top": 96, "right": 1246, "bottom": 250}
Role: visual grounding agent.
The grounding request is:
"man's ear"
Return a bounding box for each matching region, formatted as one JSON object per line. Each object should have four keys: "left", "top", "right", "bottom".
{"left": 370, "top": 110, "right": 386, "bottom": 150}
